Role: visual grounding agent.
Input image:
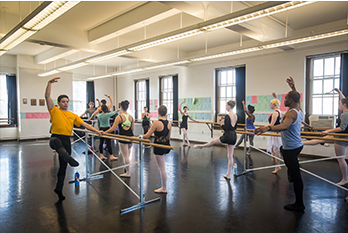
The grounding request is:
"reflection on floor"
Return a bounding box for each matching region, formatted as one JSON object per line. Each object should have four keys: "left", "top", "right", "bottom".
{"left": 1, "top": 139, "right": 348, "bottom": 232}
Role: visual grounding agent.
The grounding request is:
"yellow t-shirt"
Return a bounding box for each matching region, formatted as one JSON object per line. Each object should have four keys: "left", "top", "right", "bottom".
{"left": 49, "top": 105, "right": 84, "bottom": 136}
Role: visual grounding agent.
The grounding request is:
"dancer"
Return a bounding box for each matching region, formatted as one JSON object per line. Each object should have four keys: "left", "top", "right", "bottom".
{"left": 255, "top": 87, "right": 305, "bottom": 212}
{"left": 141, "top": 106, "right": 151, "bottom": 134}
{"left": 235, "top": 100, "right": 255, "bottom": 156}
{"left": 97, "top": 105, "right": 119, "bottom": 161}
{"left": 320, "top": 98, "right": 348, "bottom": 185}
{"left": 87, "top": 94, "right": 113, "bottom": 121}
{"left": 104, "top": 100, "right": 134, "bottom": 178}
{"left": 143, "top": 105, "right": 171, "bottom": 194}
{"left": 194, "top": 100, "right": 237, "bottom": 180}
{"left": 267, "top": 94, "right": 283, "bottom": 174}
{"left": 80, "top": 101, "right": 98, "bottom": 119}
{"left": 45, "top": 77, "right": 101, "bottom": 201}
{"left": 179, "top": 101, "right": 199, "bottom": 147}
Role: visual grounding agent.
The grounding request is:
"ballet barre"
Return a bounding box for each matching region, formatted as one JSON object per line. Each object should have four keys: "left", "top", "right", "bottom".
{"left": 234, "top": 130, "right": 348, "bottom": 201}
{"left": 71, "top": 128, "right": 173, "bottom": 214}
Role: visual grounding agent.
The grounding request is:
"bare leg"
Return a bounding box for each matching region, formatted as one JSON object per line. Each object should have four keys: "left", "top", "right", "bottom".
{"left": 272, "top": 148, "right": 281, "bottom": 174}
{"left": 334, "top": 143, "right": 348, "bottom": 185}
{"left": 194, "top": 137, "right": 223, "bottom": 149}
{"left": 224, "top": 145, "right": 235, "bottom": 180}
{"left": 154, "top": 154, "right": 167, "bottom": 193}
{"left": 303, "top": 136, "right": 334, "bottom": 146}
{"left": 182, "top": 129, "right": 186, "bottom": 145}
{"left": 119, "top": 143, "right": 131, "bottom": 177}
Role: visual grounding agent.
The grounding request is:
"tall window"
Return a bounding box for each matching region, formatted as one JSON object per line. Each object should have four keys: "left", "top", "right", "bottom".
{"left": 311, "top": 55, "right": 340, "bottom": 115}
{"left": 0, "top": 75, "right": 8, "bottom": 120}
{"left": 160, "top": 76, "right": 173, "bottom": 120}
{"left": 72, "top": 80, "right": 86, "bottom": 115}
{"left": 135, "top": 79, "right": 147, "bottom": 120}
{"left": 216, "top": 68, "right": 236, "bottom": 114}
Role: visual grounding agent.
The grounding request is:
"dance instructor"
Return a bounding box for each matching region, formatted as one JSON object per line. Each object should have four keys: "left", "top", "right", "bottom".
{"left": 45, "top": 77, "right": 101, "bottom": 201}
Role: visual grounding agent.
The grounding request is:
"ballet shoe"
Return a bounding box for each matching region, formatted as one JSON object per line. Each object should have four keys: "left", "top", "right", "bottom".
{"left": 272, "top": 167, "right": 281, "bottom": 174}
{"left": 223, "top": 175, "right": 231, "bottom": 180}
{"left": 54, "top": 189, "right": 66, "bottom": 200}
{"left": 68, "top": 157, "right": 79, "bottom": 167}
{"left": 120, "top": 173, "right": 131, "bottom": 178}
{"left": 154, "top": 188, "right": 167, "bottom": 194}
{"left": 110, "top": 156, "right": 118, "bottom": 161}
{"left": 284, "top": 203, "right": 305, "bottom": 212}
{"left": 337, "top": 180, "right": 348, "bottom": 186}
{"left": 100, "top": 155, "right": 107, "bottom": 160}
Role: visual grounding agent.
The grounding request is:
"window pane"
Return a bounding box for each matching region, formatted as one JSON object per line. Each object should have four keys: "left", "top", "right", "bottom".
{"left": 221, "top": 72, "right": 226, "bottom": 85}
{"left": 312, "top": 98, "right": 322, "bottom": 115}
{"left": 323, "top": 98, "right": 333, "bottom": 115}
{"left": 323, "top": 79, "right": 333, "bottom": 94}
{"left": 0, "top": 75, "right": 8, "bottom": 119}
{"left": 220, "top": 87, "right": 226, "bottom": 98}
{"left": 334, "top": 78, "right": 340, "bottom": 89}
{"left": 324, "top": 57, "right": 334, "bottom": 76}
{"left": 227, "top": 71, "right": 233, "bottom": 84}
{"left": 227, "top": 86, "right": 232, "bottom": 98}
{"left": 220, "top": 101, "right": 225, "bottom": 113}
{"left": 233, "top": 86, "right": 236, "bottom": 98}
{"left": 334, "top": 97, "right": 339, "bottom": 114}
{"left": 312, "top": 80, "right": 322, "bottom": 94}
{"left": 313, "top": 59, "right": 323, "bottom": 76}
{"left": 335, "top": 56, "right": 341, "bottom": 75}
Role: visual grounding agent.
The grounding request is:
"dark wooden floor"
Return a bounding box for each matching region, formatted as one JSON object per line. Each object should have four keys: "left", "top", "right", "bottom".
{"left": 1, "top": 139, "right": 348, "bottom": 233}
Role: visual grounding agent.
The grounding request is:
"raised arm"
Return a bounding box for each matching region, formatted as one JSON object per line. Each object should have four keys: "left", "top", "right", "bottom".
{"left": 286, "top": 76, "right": 297, "bottom": 92}
{"left": 178, "top": 101, "right": 184, "bottom": 115}
{"left": 45, "top": 77, "right": 60, "bottom": 111}
{"left": 242, "top": 100, "right": 253, "bottom": 118}
{"left": 106, "top": 94, "right": 113, "bottom": 110}
{"left": 96, "top": 98, "right": 101, "bottom": 108}
{"left": 333, "top": 88, "right": 346, "bottom": 99}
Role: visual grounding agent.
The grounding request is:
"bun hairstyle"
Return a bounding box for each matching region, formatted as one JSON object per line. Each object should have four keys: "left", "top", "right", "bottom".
{"left": 341, "top": 98, "right": 348, "bottom": 108}
{"left": 158, "top": 105, "right": 167, "bottom": 116}
{"left": 247, "top": 105, "right": 255, "bottom": 113}
{"left": 121, "top": 100, "right": 129, "bottom": 110}
{"left": 270, "top": 99, "right": 280, "bottom": 108}
{"left": 183, "top": 106, "right": 188, "bottom": 110}
{"left": 101, "top": 105, "right": 108, "bottom": 113}
{"left": 101, "top": 99, "right": 107, "bottom": 105}
{"left": 58, "top": 94, "right": 69, "bottom": 102}
{"left": 227, "top": 100, "right": 236, "bottom": 109}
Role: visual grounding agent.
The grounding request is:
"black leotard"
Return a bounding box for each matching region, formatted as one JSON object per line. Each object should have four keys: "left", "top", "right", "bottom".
{"left": 118, "top": 114, "right": 134, "bottom": 144}
{"left": 219, "top": 114, "right": 237, "bottom": 145}
{"left": 268, "top": 110, "right": 281, "bottom": 125}
{"left": 180, "top": 113, "right": 188, "bottom": 130}
{"left": 154, "top": 120, "right": 171, "bottom": 155}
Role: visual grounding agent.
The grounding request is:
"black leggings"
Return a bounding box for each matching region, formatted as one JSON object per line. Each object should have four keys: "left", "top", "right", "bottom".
{"left": 99, "top": 127, "right": 113, "bottom": 155}
{"left": 280, "top": 146, "right": 304, "bottom": 205}
{"left": 142, "top": 124, "right": 149, "bottom": 134}
{"left": 49, "top": 135, "right": 71, "bottom": 190}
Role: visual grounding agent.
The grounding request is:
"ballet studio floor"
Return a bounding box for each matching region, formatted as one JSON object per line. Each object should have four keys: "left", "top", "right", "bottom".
{"left": 1, "top": 138, "right": 348, "bottom": 233}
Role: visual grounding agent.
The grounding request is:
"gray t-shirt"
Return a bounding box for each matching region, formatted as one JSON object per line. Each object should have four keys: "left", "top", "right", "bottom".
{"left": 335, "top": 111, "right": 348, "bottom": 146}
{"left": 85, "top": 108, "right": 97, "bottom": 119}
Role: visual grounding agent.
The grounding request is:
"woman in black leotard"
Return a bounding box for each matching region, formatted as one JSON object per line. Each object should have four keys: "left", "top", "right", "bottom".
{"left": 143, "top": 105, "right": 172, "bottom": 194}
{"left": 179, "top": 101, "right": 199, "bottom": 147}
{"left": 194, "top": 100, "right": 238, "bottom": 180}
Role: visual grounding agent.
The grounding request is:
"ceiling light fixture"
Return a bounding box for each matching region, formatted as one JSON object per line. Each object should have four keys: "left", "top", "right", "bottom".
{"left": 39, "top": 1, "right": 313, "bottom": 76}
{"left": 86, "top": 28, "right": 348, "bottom": 80}
{"left": 0, "top": 1, "right": 80, "bottom": 56}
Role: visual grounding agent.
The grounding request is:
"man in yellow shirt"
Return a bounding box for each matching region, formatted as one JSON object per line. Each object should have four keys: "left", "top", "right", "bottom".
{"left": 45, "top": 77, "right": 101, "bottom": 201}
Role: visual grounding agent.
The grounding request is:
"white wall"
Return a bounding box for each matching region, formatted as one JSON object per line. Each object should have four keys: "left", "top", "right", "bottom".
{"left": 116, "top": 35, "right": 348, "bottom": 157}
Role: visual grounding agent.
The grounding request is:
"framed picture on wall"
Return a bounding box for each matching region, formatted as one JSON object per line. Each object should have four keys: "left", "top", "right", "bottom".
{"left": 39, "top": 99, "right": 45, "bottom": 106}
{"left": 31, "top": 99, "right": 37, "bottom": 106}
{"left": 23, "top": 98, "right": 27, "bottom": 104}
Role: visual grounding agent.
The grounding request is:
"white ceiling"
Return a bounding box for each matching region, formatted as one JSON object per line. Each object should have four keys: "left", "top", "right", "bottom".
{"left": 0, "top": 1, "right": 347, "bottom": 78}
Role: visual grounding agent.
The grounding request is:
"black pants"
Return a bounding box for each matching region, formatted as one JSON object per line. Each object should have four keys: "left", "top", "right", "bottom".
{"left": 280, "top": 145, "right": 304, "bottom": 206}
{"left": 49, "top": 135, "right": 71, "bottom": 191}
{"left": 142, "top": 123, "right": 150, "bottom": 134}
{"left": 99, "top": 127, "right": 113, "bottom": 155}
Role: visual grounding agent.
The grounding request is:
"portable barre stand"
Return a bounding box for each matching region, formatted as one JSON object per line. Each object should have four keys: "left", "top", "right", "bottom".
{"left": 69, "top": 129, "right": 161, "bottom": 214}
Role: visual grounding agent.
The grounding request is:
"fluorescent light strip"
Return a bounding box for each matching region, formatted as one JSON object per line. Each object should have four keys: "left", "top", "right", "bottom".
{"left": 0, "top": 1, "right": 79, "bottom": 54}
{"left": 87, "top": 28, "right": 348, "bottom": 80}
{"left": 40, "top": 1, "right": 312, "bottom": 76}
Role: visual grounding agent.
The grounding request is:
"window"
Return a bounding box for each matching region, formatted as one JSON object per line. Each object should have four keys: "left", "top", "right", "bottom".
{"left": 0, "top": 75, "right": 8, "bottom": 120}
{"left": 310, "top": 55, "right": 340, "bottom": 115}
{"left": 72, "top": 80, "right": 86, "bottom": 115}
{"left": 160, "top": 76, "right": 174, "bottom": 120}
{"left": 216, "top": 68, "right": 236, "bottom": 114}
{"left": 135, "top": 79, "right": 148, "bottom": 120}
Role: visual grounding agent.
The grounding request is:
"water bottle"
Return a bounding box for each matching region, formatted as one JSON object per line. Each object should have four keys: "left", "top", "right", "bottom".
{"left": 233, "top": 163, "right": 237, "bottom": 175}
{"left": 75, "top": 171, "right": 80, "bottom": 186}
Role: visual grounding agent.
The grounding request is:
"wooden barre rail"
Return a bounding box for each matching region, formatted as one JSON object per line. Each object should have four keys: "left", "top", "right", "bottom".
{"left": 236, "top": 131, "right": 348, "bottom": 143}
{"left": 73, "top": 128, "right": 174, "bottom": 150}
{"left": 238, "top": 129, "right": 348, "bottom": 137}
